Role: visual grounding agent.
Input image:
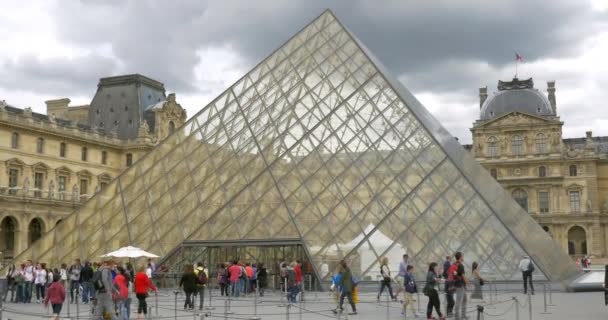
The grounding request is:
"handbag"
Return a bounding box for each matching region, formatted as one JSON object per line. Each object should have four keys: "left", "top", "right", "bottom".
{"left": 479, "top": 278, "right": 485, "bottom": 286}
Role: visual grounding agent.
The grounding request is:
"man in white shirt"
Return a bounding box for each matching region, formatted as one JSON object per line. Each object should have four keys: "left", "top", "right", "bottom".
{"left": 518, "top": 256, "right": 535, "bottom": 295}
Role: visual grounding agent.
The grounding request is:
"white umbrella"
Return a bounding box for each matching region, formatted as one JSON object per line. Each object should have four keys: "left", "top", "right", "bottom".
{"left": 101, "top": 246, "right": 159, "bottom": 258}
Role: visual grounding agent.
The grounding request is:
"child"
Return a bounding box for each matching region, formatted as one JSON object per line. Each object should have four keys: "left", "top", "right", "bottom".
{"left": 403, "top": 265, "right": 419, "bottom": 317}
{"left": 44, "top": 274, "right": 66, "bottom": 320}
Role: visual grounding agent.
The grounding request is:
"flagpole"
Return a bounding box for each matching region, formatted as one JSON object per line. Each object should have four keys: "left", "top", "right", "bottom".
{"left": 515, "top": 59, "right": 518, "bottom": 78}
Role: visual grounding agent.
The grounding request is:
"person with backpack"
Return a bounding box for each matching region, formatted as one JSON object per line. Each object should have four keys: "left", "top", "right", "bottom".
{"left": 179, "top": 265, "right": 198, "bottom": 310}
{"left": 333, "top": 260, "right": 357, "bottom": 315}
{"left": 194, "top": 262, "right": 208, "bottom": 310}
{"left": 376, "top": 256, "right": 396, "bottom": 301}
{"left": 217, "top": 263, "right": 228, "bottom": 296}
{"left": 44, "top": 274, "right": 66, "bottom": 320}
{"left": 518, "top": 255, "right": 535, "bottom": 295}
{"left": 93, "top": 260, "right": 118, "bottom": 320}
{"left": 424, "top": 262, "right": 446, "bottom": 320}
{"left": 442, "top": 255, "right": 454, "bottom": 317}
{"left": 134, "top": 264, "right": 157, "bottom": 319}
{"left": 449, "top": 252, "right": 468, "bottom": 320}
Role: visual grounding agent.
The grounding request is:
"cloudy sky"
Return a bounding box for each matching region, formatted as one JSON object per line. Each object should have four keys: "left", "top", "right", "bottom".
{"left": 1, "top": 0, "right": 607, "bottom": 143}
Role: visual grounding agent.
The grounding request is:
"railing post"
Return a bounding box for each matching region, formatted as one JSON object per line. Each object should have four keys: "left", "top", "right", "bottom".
{"left": 155, "top": 291, "right": 159, "bottom": 317}
{"left": 250, "top": 280, "right": 261, "bottom": 320}
{"left": 513, "top": 296, "right": 519, "bottom": 320}
{"left": 174, "top": 290, "right": 180, "bottom": 320}
{"left": 206, "top": 277, "right": 215, "bottom": 310}
{"left": 75, "top": 291, "right": 80, "bottom": 320}
{"left": 527, "top": 290, "right": 533, "bottom": 320}
{"left": 540, "top": 284, "right": 550, "bottom": 314}
{"left": 476, "top": 305, "right": 484, "bottom": 320}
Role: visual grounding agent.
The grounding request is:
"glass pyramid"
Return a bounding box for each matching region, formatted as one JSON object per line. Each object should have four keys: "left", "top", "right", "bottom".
{"left": 6, "top": 10, "right": 578, "bottom": 283}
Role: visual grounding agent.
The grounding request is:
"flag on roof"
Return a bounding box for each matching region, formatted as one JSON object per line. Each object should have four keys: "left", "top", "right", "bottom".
{"left": 515, "top": 52, "right": 524, "bottom": 62}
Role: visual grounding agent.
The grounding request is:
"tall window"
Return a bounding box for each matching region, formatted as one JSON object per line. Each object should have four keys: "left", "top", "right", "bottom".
{"left": 34, "top": 172, "right": 44, "bottom": 198}
{"left": 80, "top": 179, "right": 88, "bottom": 200}
{"left": 126, "top": 153, "right": 133, "bottom": 167}
{"left": 490, "top": 168, "right": 497, "bottom": 179}
{"left": 1, "top": 217, "right": 16, "bottom": 251}
{"left": 511, "top": 135, "right": 523, "bottom": 156}
{"left": 8, "top": 169, "right": 19, "bottom": 195}
{"left": 60, "top": 143, "right": 66, "bottom": 158}
{"left": 100, "top": 182, "right": 108, "bottom": 191}
{"left": 535, "top": 133, "right": 547, "bottom": 154}
{"left": 538, "top": 166, "right": 546, "bottom": 177}
{"left": 168, "top": 121, "right": 175, "bottom": 135}
{"left": 101, "top": 151, "right": 107, "bottom": 165}
{"left": 36, "top": 137, "right": 44, "bottom": 154}
{"left": 512, "top": 188, "right": 528, "bottom": 211}
{"left": 570, "top": 191, "right": 581, "bottom": 213}
{"left": 58, "top": 176, "right": 66, "bottom": 200}
{"left": 569, "top": 165, "right": 577, "bottom": 177}
{"left": 81, "top": 147, "right": 88, "bottom": 161}
{"left": 28, "top": 219, "right": 43, "bottom": 244}
{"left": 487, "top": 136, "right": 498, "bottom": 158}
{"left": 11, "top": 132, "right": 19, "bottom": 149}
{"left": 539, "top": 191, "right": 549, "bottom": 213}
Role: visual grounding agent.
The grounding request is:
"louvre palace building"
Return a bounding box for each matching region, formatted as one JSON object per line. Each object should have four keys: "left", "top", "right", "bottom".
{"left": 0, "top": 74, "right": 187, "bottom": 262}
{"left": 469, "top": 77, "right": 608, "bottom": 261}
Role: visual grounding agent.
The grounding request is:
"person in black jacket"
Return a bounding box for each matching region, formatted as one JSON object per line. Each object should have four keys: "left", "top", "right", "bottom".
{"left": 80, "top": 261, "right": 94, "bottom": 304}
{"left": 179, "top": 265, "right": 198, "bottom": 310}
{"left": 257, "top": 263, "right": 268, "bottom": 297}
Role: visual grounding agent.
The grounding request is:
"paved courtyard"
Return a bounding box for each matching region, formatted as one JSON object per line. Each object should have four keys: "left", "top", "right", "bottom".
{"left": 1, "top": 285, "right": 607, "bottom": 320}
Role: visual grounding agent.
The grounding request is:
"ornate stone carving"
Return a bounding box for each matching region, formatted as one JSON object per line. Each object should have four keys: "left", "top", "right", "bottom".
{"left": 23, "top": 107, "right": 33, "bottom": 117}
{"left": 0, "top": 99, "right": 6, "bottom": 111}
{"left": 498, "top": 78, "right": 534, "bottom": 90}
{"left": 138, "top": 121, "right": 151, "bottom": 137}
{"left": 602, "top": 200, "right": 608, "bottom": 213}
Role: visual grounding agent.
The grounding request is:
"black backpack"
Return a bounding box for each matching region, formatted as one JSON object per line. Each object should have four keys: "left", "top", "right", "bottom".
{"left": 92, "top": 270, "right": 104, "bottom": 291}
{"left": 527, "top": 261, "right": 535, "bottom": 273}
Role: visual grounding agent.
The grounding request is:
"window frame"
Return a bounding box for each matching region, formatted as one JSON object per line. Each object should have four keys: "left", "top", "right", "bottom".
{"left": 512, "top": 188, "right": 528, "bottom": 212}
{"left": 126, "top": 153, "right": 133, "bottom": 167}
{"left": 535, "top": 133, "right": 547, "bottom": 154}
{"left": 569, "top": 165, "right": 577, "bottom": 177}
{"left": 487, "top": 136, "right": 498, "bottom": 158}
{"left": 36, "top": 137, "right": 44, "bottom": 154}
{"left": 538, "top": 166, "right": 546, "bottom": 177}
{"left": 60, "top": 142, "right": 67, "bottom": 158}
{"left": 511, "top": 135, "right": 524, "bottom": 156}
{"left": 81, "top": 146, "right": 88, "bottom": 162}
{"left": 101, "top": 150, "right": 108, "bottom": 165}
{"left": 11, "top": 132, "right": 19, "bottom": 149}
{"left": 569, "top": 190, "right": 581, "bottom": 213}
{"left": 538, "top": 191, "right": 550, "bottom": 213}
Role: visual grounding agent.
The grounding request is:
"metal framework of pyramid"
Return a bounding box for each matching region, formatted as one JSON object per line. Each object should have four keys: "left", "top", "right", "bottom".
{"left": 7, "top": 10, "right": 578, "bottom": 283}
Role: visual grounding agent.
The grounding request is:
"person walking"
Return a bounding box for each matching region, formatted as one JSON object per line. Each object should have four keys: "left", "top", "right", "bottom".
{"left": 94, "top": 260, "right": 117, "bottom": 320}
{"left": 113, "top": 266, "right": 130, "bottom": 320}
{"left": 395, "top": 254, "right": 409, "bottom": 297}
{"left": 376, "top": 257, "right": 396, "bottom": 301}
{"left": 470, "top": 262, "right": 484, "bottom": 300}
{"left": 80, "top": 261, "right": 94, "bottom": 304}
{"left": 449, "top": 252, "right": 468, "bottom": 320}
{"left": 34, "top": 262, "right": 47, "bottom": 303}
{"left": 443, "top": 255, "right": 454, "bottom": 317}
{"left": 286, "top": 262, "right": 298, "bottom": 302}
{"left": 257, "top": 263, "right": 268, "bottom": 297}
{"left": 68, "top": 259, "right": 81, "bottom": 304}
{"left": 403, "top": 265, "right": 420, "bottom": 317}
{"left": 194, "top": 262, "right": 208, "bottom": 309}
{"left": 424, "top": 262, "right": 446, "bottom": 320}
{"left": 179, "top": 265, "right": 198, "bottom": 310}
{"left": 134, "top": 264, "right": 157, "bottom": 318}
{"left": 228, "top": 261, "right": 242, "bottom": 297}
{"left": 44, "top": 274, "right": 66, "bottom": 320}
{"left": 335, "top": 260, "right": 357, "bottom": 315}
{"left": 518, "top": 256, "right": 535, "bottom": 295}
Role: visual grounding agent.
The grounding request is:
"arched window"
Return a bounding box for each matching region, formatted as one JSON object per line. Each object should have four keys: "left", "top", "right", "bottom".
{"left": 490, "top": 168, "right": 497, "bottom": 179}
{"left": 36, "top": 137, "right": 44, "bottom": 153}
{"left": 512, "top": 188, "right": 528, "bottom": 211}
{"left": 11, "top": 132, "right": 19, "bottom": 149}
{"left": 60, "top": 142, "right": 67, "bottom": 158}
{"left": 538, "top": 166, "right": 546, "bottom": 177}
{"left": 28, "top": 218, "right": 44, "bottom": 245}
{"left": 569, "top": 165, "right": 577, "bottom": 177}
{"left": 0, "top": 216, "right": 17, "bottom": 251}
{"left": 126, "top": 153, "right": 133, "bottom": 167}
{"left": 168, "top": 121, "right": 175, "bottom": 135}
{"left": 511, "top": 135, "right": 523, "bottom": 155}
{"left": 81, "top": 147, "right": 88, "bottom": 161}
{"left": 568, "top": 226, "right": 587, "bottom": 255}
{"left": 535, "top": 133, "right": 547, "bottom": 154}
{"left": 487, "top": 136, "right": 498, "bottom": 158}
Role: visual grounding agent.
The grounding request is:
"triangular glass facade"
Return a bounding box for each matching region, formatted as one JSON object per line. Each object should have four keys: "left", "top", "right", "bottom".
{"left": 7, "top": 10, "right": 578, "bottom": 283}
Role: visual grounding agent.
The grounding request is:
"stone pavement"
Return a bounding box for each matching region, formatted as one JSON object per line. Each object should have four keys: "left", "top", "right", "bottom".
{"left": 1, "top": 287, "right": 606, "bottom": 320}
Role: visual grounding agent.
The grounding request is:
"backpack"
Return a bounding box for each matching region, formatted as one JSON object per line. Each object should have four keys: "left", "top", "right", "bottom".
{"left": 447, "top": 263, "right": 459, "bottom": 282}
{"left": 198, "top": 270, "right": 208, "bottom": 285}
{"left": 92, "top": 270, "right": 104, "bottom": 291}
{"left": 527, "top": 261, "right": 535, "bottom": 273}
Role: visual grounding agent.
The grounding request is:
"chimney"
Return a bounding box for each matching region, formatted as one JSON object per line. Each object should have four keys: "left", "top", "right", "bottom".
{"left": 45, "top": 98, "right": 71, "bottom": 119}
{"left": 479, "top": 87, "right": 488, "bottom": 109}
{"left": 586, "top": 131, "right": 593, "bottom": 139}
{"left": 547, "top": 81, "right": 556, "bottom": 114}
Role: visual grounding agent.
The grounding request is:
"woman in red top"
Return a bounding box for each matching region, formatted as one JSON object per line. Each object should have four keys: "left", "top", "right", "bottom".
{"left": 44, "top": 274, "right": 65, "bottom": 320}
{"left": 114, "top": 266, "right": 130, "bottom": 320}
{"left": 134, "top": 265, "right": 157, "bottom": 318}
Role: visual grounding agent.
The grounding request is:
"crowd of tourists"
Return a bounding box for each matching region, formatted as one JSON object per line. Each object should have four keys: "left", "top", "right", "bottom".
{"left": 2, "top": 258, "right": 161, "bottom": 320}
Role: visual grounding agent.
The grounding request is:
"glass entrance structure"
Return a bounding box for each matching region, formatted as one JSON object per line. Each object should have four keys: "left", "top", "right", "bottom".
{"left": 5, "top": 10, "right": 579, "bottom": 286}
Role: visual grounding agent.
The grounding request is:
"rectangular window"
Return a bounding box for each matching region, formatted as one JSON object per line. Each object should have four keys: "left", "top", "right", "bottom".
{"left": 8, "top": 169, "right": 19, "bottom": 195}
{"left": 58, "top": 176, "right": 66, "bottom": 200}
{"left": 81, "top": 147, "right": 88, "bottom": 161}
{"left": 126, "top": 153, "right": 133, "bottom": 167}
{"left": 100, "top": 182, "right": 108, "bottom": 191}
{"left": 539, "top": 191, "right": 549, "bottom": 213}
{"left": 34, "top": 172, "right": 44, "bottom": 198}
{"left": 101, "top": 151, "right": 107, "bottom": 165}
{"left": 80, "top": 179, "right": 88, "bottom": 196}
{"left": 36, "top": 138, "right": 44, "bottom": 154}
{"left": 570, "top": 191, "right": 580, "bottom": 213}
{"left": 60, "top": 143, "right": 66, "bottom": 158}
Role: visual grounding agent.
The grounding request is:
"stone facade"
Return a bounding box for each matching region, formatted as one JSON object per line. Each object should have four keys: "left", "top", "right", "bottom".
{"left": 470, "top": 78, "right": 608, "bottom": 260}
{"left": 0, "top": 75, "right": 186, "bottom": 262}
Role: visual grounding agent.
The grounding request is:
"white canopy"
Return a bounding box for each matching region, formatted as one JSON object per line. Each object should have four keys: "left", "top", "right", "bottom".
{"left": 101, "top": 246, "right": 159, "bottom": 258}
